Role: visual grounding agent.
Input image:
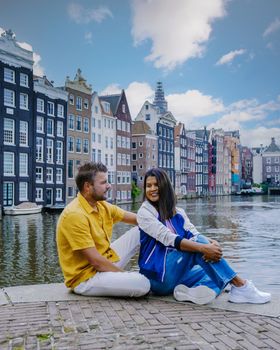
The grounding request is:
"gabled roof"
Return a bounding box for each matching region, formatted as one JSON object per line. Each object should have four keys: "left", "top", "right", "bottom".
{"left": 99, "top": 94, "right": 122, "bottom": 115}
{"left": 132, "top": 121, "right": 152, "bottom": 135}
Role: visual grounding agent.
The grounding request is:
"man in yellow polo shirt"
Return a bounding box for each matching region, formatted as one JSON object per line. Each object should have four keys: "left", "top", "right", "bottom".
{"left": 56, "top": 162, "right": 150, "bottom": 297}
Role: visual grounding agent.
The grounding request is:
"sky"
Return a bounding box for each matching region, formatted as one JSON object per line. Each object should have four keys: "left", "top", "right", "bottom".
{"left": 1, "top": 0, "right": 280, "bottom": 147}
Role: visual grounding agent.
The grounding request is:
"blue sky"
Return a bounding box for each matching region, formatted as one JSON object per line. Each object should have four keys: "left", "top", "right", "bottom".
{"left": 1, "top": 0, "right": 279, "bottom": 147}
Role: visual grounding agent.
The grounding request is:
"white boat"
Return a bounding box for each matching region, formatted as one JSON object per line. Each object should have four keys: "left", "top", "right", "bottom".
{"left": 3, "top": 202, "right": 43, "bottom": 216}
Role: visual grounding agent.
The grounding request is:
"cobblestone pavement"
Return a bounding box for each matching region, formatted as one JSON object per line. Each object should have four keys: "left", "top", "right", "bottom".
{"left": 1, "top": 297, "right": 280, "bottom": 350}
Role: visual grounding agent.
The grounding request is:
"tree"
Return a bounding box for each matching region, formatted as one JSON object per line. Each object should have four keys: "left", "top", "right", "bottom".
{"left": 131, "top": 181, "right": 141, "bottom": 203}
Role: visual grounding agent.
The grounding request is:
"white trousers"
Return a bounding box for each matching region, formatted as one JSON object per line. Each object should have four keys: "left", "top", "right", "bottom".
{"left": 73, "top": 227, "right": 150, "bottom": 297}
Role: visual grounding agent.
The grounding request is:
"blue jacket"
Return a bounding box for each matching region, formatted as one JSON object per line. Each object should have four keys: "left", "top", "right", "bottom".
{"left": 138, "top": 212, "right": 194, "bottom": 282}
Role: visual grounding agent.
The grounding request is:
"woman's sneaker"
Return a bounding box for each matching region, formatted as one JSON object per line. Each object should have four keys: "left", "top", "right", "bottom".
{"left": 228, "top": 280, "right": 271, "bottom": 304}
{"left": 173, "top": 284, "right": 216, "bottom": 305}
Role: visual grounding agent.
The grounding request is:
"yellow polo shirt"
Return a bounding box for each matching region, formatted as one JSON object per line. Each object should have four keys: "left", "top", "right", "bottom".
{"left": 56, "top": 193, "right": 125, "bottom": 289}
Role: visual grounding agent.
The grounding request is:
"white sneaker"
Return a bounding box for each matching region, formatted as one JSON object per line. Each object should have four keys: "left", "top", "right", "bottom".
{"left": 228, "top": 280, "right": 271, "bottom": 304}
{"left": 173, "top": 284, "right": 216, "bottom": 305}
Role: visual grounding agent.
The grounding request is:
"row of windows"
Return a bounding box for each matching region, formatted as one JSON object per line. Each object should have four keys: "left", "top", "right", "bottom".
{"left": 266, "top": 157, "right": 280, "bottom": 164}
{"left": 36, "top": 167, "right": 63, "bottom": 184}
{"left": 117, "top": 119, "right": 130, "bottom": 132}
{"left": 3, "top": 118, "right": 28, "bottom": 146}
{"left": 92, "top": 116, "right": 114, "bottom": 129}
{"left": 158, "top": 126, "right": 173, "bottom": 139}
{"left": 4, "top": 89, "right": 29, "bottom": 109}
{"left": 159, "top": 139, "right": 174, "bottom": 152}
{"left": 37, "top": 98, "right": 64, "bottom": 117}
{"left": 158, "top": 154, "right": 174, "bottom": 168}
{"left": 69, "top": 94, "right": 89, "bottom": 111}
{"left": 117, "top": 171, "right": 131, "bottom": 184}
{"left": 117, "top": 136, "right": 130, "bottom": 149}
{"left": 3, "top": 152, "right": 29, "bottom": 176}
{"left": 37, "top": 117, "right": 64, "bottom": 137}
{"left": 68, "top": 136, "right": 89, "bottom": 154}
{"left": 36, "top": 138, "right": 64, "bottom": 164}
{"left": 116, "top": 190, "right": 131, "bottom": 201}
{"left": 4, "top": 67, "right": 29, "bottom": 87}
{"left": 266, "top": 166, "right": 280, "bottom": 173}
{"left": 117, "top": 153, "right": 131, "bottom": 166}
{"left": 68, "top": 115, "right": 89, "bottom": 132}
{"left": 36, "top": 187, "right": 63, "bottom": 202}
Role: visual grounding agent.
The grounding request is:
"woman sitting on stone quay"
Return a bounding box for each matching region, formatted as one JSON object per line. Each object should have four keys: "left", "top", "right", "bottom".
{"left": 137, "top": 168, "right": 271, "bottom": 305}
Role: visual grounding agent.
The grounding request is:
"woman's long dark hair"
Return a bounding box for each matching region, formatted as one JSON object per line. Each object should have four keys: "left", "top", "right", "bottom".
{"left": 143, "top": 168, "right": 176, "bottom": 221}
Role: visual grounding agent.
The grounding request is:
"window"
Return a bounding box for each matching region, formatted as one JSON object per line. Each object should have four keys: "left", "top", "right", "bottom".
{"left": 4, "top": 89, "right": 15, "bottom": 107}
{"left": 36, "top": 138, "right": 44, "bottom": 162}
{"left": 105, "top": 154, "right": 108, "bottom": 166}
{"left": 68, "top": 114, "right": 74, "bottom": 130}
{"left": 46, "top": 139, "right": 54, "bottom": 163}
{"left": 266, "top": 166, "right": 271, "bottom": 173}
{"left": 37, "top": 98, "right": 44, "bottom": 112}
{"left": 84, "top": 99, "right": 89, "bottom": 109}
{"left": 68, "top": 136, "right": 74, "bottom": 152}
{"left": 57, "top": 104, "right": 64, "bottom": 118}
{"left": 36, "top": 116, "right": 44, "bottom": 133}
{"left": 145, "top": 104, "right": 149, "bottom": 110}
{"left": 20, "top": 73, "right": 29, "bottom": 87}
{"left": 56, "top": 188, "right": 63, "bottom": 201}
{"left": 98, "top": 134, "right": 101, "bottom": 143}
{"left": 139, "top": 141, "right": 143, "bottom": 147}
{"left": 56, "top": 141, "right": 63, "bottom": 164}
{"left": 92, "top": 149, "right": 96, "bottom": 162}
{"left": 36, "top": 167, "right": 43, "bottom": 183}
{"left": 104, "top": 102, "right": 110, "bottom": 113}
{"left": 132, "top": 142, "right": 136, "bottom": 149}
{"left": 117, "top": 120, "right": 121, "bottom": 130}
{"left": 57, "top": 121, "right": 64, "bottom": 137}
{"left": 36, "top": 188, "right": 43, "bottom": 202}
{"left": 139, "top": 153, "right": 143, "bottom": 158}
{"left": 69, "top": 94, "right": 74, "bottom": 105}
{"left": 56, "top": 168, "right": 63, "bottom": 183}
{"left": 126, "top": 154, "right": 130, "bottom": 165}
{"left": 126, "top": 138, "right": 130, "bottom": 149}
{"left": 121, "top": 136, "right": 126, "bottom": 148}
{"left": 98, "top": 150, "right": 101, "bottom": 162}
{"left": 76, "top": 138, "right": 82, "bottom": 153}
{"left": 47, "top": 119, "right": 54, "bottom": 136}
{"left": 122, "top": 121, "right": 126, "bottom": 131}
{"left": 4, "top": 152, "right": 14, "bottom": 175}
{"left": 122, "top": 154, "right": 126, "bottom": 165}
{"left": 19, "top": 182, "right": 28, "bottom": 201}
{"left": 76, "top": 116, "right": 82, "bottom": 131}
{"left": 47, "top": 101, "right": 54, "bottom": 116}
{"left": 98, "top": 120, "right": 101, "bottom": 129}
{"left": 19, "top": 121, "right": 28, "bottom": 146}
{"left": 132, "top": 154, "right": 137, "bottom": 160}
{"left": 84, "top": 118, "right": 89, "bottom": 132}
{"left": 68, "top": 160, "right": 74, "bottom": 178}
{"left": 110, "top": 154, "right": 114, "bottom": 166}
{"left": 76, "top": 96, "right": 82, "bottom": 110}
{"left": 83, "top": 139, "right": 89, "bottom": 153}
{"left": 46, "top": 168, "right": 53, "bottom": 183}
{"left": 117, "top": 153, "right": 121, "bottom": 165}
{"left": 19, "top": 153, "right": 28, "bottom": 176}
{"left": 145, "top": 114, "right": 151, "bottom": 121}
{"left": 117, "top": 135, "right": 121, "bottom": 148}
{"left": 122, "top": 104, "right": 126, "bottom": 113}
{"left": 110, "top": 137, "right": 113, "bottom": 149}
{"left": 275, "top": 166, "right": 279, "bottom": 172}
{"left": 4, "top": 68, "right": 15, "bottom": 83}
{"left": 68, "top": 186, "right": 74, "bottom": 197}
{"left": 4, "top": 118, "right": 15, "bottom": 145}
{"left": 105, "top": 136, "right": 109, "bottom": 148}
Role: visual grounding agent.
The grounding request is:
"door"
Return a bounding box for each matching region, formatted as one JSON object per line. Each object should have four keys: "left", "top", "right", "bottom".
{"left": 3, "top": 182, "right": 14, "bottom": 206}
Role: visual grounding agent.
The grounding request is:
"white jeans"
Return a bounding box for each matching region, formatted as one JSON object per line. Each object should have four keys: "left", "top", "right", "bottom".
{"left": 73, "top": 227, "right": 150, "bottom": 297}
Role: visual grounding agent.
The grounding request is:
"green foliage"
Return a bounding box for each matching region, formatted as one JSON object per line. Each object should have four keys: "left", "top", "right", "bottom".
{"left": 260, "top": 183, "right": 268, "bottom": 194}
{"left": 37, "top": 333, "right": 53, "bottom": 341}
{"left": 131, "top": 181, "right": 141, "bottom": 203}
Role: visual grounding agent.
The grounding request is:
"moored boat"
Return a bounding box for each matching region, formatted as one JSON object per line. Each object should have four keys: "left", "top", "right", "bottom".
{"left": 3, "top": 202, "right": 42, "bottom": 216}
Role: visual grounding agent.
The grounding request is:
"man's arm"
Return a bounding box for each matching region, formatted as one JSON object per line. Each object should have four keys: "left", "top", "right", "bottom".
{"left": 122, "top": 211, "right": 137, "bottom": 225}
{"left": 80, "top": 247, "right": 123, "bottom": 272}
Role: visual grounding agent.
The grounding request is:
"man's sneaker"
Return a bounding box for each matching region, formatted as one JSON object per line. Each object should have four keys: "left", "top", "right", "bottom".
{"left": 228, "top": 280, "right": 271, "bottom": 304}
{"left": 173, "top": 284, "right": 216, "bottom": 305}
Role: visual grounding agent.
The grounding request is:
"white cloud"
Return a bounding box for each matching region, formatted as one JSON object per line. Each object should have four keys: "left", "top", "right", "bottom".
{"left": 0, "top": 27, "right": 4, "bottom": 35}
{"left": 17, "top": 41, "right": 45, "bottom": 76}
{"left": 167, "top": 90, "right": 224, "bottom": 124}
{"left": 101, "top": 82, "right": 154, "bottom": 118}
{"left": 263, "top": 18, "right": 280, "bottom": 38}
{"left": 131, "top": 0, "right": 226, "bottom": 70}
{"left": 85, "top": 31, "right": 93, "bottom": 44}
{"left": 216, "top": 49, "right": 246, "bottom": 66}
{"left": 125, "top": 82, "right": 154, "bottom": 118}
{"left": 241, "top": 127, "right": 280, "bottom": 148}
{"left": 68, "top": 3, "right": 112, "bottom": 24}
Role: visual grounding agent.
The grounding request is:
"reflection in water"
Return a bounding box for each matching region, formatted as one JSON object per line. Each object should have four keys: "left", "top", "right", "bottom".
{"left": 0, "top": 195, "right": 279, "bottom": 292}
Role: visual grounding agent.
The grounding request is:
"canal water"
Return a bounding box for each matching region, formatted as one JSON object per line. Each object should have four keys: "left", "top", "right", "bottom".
{"left": 0, "top": 195, "right": 279, "bottom": 293}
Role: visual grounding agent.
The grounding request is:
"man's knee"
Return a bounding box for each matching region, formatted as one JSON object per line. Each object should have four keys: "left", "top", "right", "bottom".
{"left": 133, "top": 273, "right": 150, "bottom": 296}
